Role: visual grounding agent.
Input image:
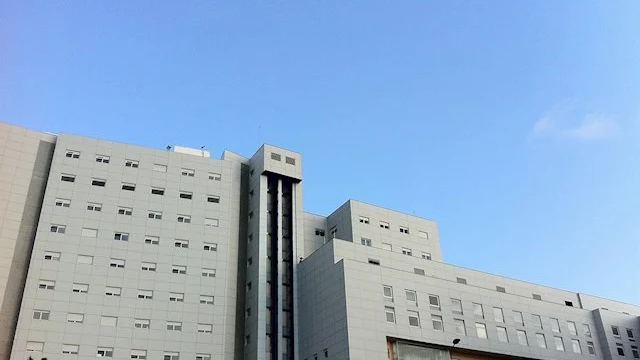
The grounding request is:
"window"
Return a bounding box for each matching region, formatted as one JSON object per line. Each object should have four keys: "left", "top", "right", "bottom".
{"left": 285, "top": 156, "right": 296, "bottom": 165}
{"left": 497, "top": 327, "right": 508, "bottom": 342}
{"left": 105, "top": 286, "right": 121, "bottom": 296}
{"left": 551, "top": 318, "right": 560, "bottom": 333}
{"left": 109, "top": 258, "right": 125, "bottom": 268}
{"left": 422, "top": 252, "right": 432, "bottom": 260}
{"left": 475, "top": 323, "right": 487, "bottom": 339}
{"left": 428, "top": 314, "right": 442, "bottom": 331}
{"left": 100, "top": 316, "right": 117, "bottom": 326}
{"left": 44, "top": 251, "right": 61, "bottom": 261}
{"left": 565, "top": 300, "right": 573, "bottom": 307}
{"left": 26, "top": 341, "right": 44, "bottom": 352}
{"left": 131, "top": 350, "right": 147, "bottom": 359}
{"left": 408, "top": 310, "right": 420, "bottom": 327}
{"left": 33, "top": 310, "right": 50, "bottom": 320}
{"left": 271, "top": 152, "right": 281, "bottom": 161}
{"left": 200, "top": 295, "right": 214, "bottom": 305}
{"left": 632, "top": 346, "right": 639, "bottom": 358}
{"left": 379, "top": 221, "right": 389, "bottom": 229}
{"left": 55, "top": 198, "right": 71, "bottom": 207}
{"left": 584, "top": 323, "right": 592, "bottom": 336}
{"left": 205, "top": 218, "right": 219, "bottom": 227}
{"left": 82, "top": 228, "right": 97, "bottom": 237}
{"left": 399, "top": 226, "right": 409, "bottom": 234}
{"left": 451, "top": 298, "right": 463, "bottom": 315}
{"left": 554, "top": 336, "right": 565, "bottom": 351}
{"left": 382, "top": 242, "right": 392, "bottom": 251}
{"left": 207, "top": 195, "right": 220, "bottom": 203}
{"left": 148, "top": 210, "right": 162, "bottom": 219}
{"left": 567, "top": 321, "right": 577, "bottom": 335}
{"left": 164, "top": 352, "right": 179, "bottom": 360}
{"left": 153, "top": 163, "right": 167, "bottom": 172}
{"left": 125, "top": 159, "right": 139, "bottom": 168}
{"left": 172, "top": 265, "right": 187, "bottom": 274}
{"left": 330, "top": 226, "right": 337, "bottom": 238}
{"left": 516, "top": 330, "right": 528, "bottom": 346}
{"left": 181, "top": 168, "right": 195, "bottom": 177}
{"left": 247, "top": 257, "right": 252, "bottom": 266}
{"left": 145, "top": 235, "right": 159, "bottom": 245}
{"left": 151, "top": 187, "right": 165, "bottom": 195}
{"left": 197, "top": 323, "right": 213, "bottom": 333}
{"left": 428, "top": 295, "right": 440, "bottom": 310}
{"left": 358, "top": 216, "right": 369, "bottom": 224}
{"left": 122, "top": 182, "right": 136, "bottom": 191}
{"left": 472, "top": 303, "right": 484, "bottom": 319}
{"left": 96, "top": 155, "right": 110, "bottom": 163}
{"left": 513, "top": 311, "right": 524, "bottom": 326}
{"left": 384, "top": 306, "right": 396, "bottom": 323}
{"left": 134, "top": 318, "right": 150, "bottom": 329}
{"left": 532, "top": 314, "right": 542, "bottom": 328}
{"left": 179, "top": 191, "right": 193, "bottom": 200}
{"left": 38, "top": 279, "right": 55, "bottom": 290}
{"left": 570, "top": 339, "right": 581, "bottom": 354}
{"left": 141, "top": 262, "right": 156, "bottom": 271}
{"left": 493, "top": 307, "right": 504, "bottom": 323}
{"left": 62, "top": 344, "right": 79, "bottom": 354}
{"left": 202, "top": 268, "right": 216, "bottom": 277}
{"left": 454, "top": 319, "right": 466, "bottom": 335}
{"left": 612, "top": 325, "right": 621, "bottom": 337}
{"left": 177, "top": 215, "right": 191, "bottom": 223}
{"left": 76, "top": 255, "right": 93, "bottom": 265}
{"left": 586, "top": 341, "right": 596, "bottom": 355}
{"left": 360, "top": 238, "right": 372, "bottom": 246}
{"left": 616, "top": 343, "right": 626, "bottom": 356}
{"left": 114, "top": 232, "right": 129, "bottom": 241}
{"left": 65, "top": 150, "right": 80, "bottom": 158}
{"left": 535, "top": 333, "right": 547, "bottom": 348}
{"left": 456, "top": 277, "right": 467, "bottom": 284}
{"left": 97, "top": 347, "right": 114, "bottom": 358}
{"left": 72, "top": 283, "right": 89, "bottom": 293}
{"left": 167, "top": 321, "right": 182, "bottom": 331}
{"left": 196, "top": 354, "right": 211, "bottom": 360}
{"left": 61, "top": 174, "right": 76, "bottom": 182}
{"left": 413, "top": 267, "right": 425, "bottom": 275}
{"left": 92, "top": 178, "right": 106, "bottom": 186}
{"left": 86, "top": 202, "right": 102, "bottom": 211}
{"left": 532, "top": 293, "right": 542, "bottom": 300}
{"left": 208, "top": 172, "right": 221, "bottom": 181}
{"left": 401, "top": 247, "right": 412, "bottom": 256}
{"left": 203, "top": 242, "right": 217, "bottom": 251}
{"left": 315, "top": 228, "right": 325, "bottom": 236}
{"left": 383, "top": 285, "right": 393, "bottom": 300}
{"left": 117, "top": 206, "right": 133, "bottom": 215}
{"left": 50, "top": 224, "right": 66, "bottom": 233}
{"left": 137, "top": 289, "right": 153, "bottom": 299}
{"left": 628, "top": 328, "right": 636, "bottom": 340}
{"left": 67, "top": 313, "right": 84, "bottom": 323}
{"left": 496, "top": 286, "right": 506, "bottom": 293}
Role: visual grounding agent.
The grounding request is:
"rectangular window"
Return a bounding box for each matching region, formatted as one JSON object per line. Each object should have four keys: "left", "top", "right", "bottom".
{"left": 413, "top": 267, "right": 424, "bottom": 275}
{"left": 153, "top": 163, "right": 167, "bottom": 172}
{"left": 451, "top": 298, "right": 463, "bottom": 315}
{"left": 431, "top": 315, "right": 443, "bottom": 331}
{"left": 456, "top": 277, "right": 467, "bottom": 284}
{"left": 76, "top": 255, "right": 93, "bottom": 265}
{"left": 536, "top": 333, "right": 547, "bottom": 348}
{"left": 33, "top": 310, "right": 50, "bottom": 320}
{"left": 67, "top": 313, "right": 84, "bottom": 323}
{"left": 428, "top": 295, "right": 440, "bottom": 310}
{"left": 418, "top": 230, "right": 429, "bottom": 239}
{"left": 399, "top": 226, "right": 409, "bottom": 234}
{"left": 382, "top": 242, "right": 392, "bottom": 251}
{"left": 567, "top": 321, "right": 577, "bottom": 335}
{"left": 97, "top": 347, "right": 114, "bottom": 358}
{"left": 473, "top": 303, "right": 484, "bottom": 318}
{"left": 632, "top": 346, "right": 639, "bottom": 359}
{"left": 122, "top": 182, "right": 136, "bottom": 191}
{"left": 271, "top": 152, "right": 281, "bottom": 161}
{"left": 422, "top": 252, "right": 432, "bottom": 260}
{"left": 496, "top": 285, "right": 506, "bottom": 293}
{"left": 114, "top": 232, "right": 129, "bottom": 241}
{"left": 65, "top": 150, "right": 80, "bottom": 158}
{"left": 208, "top": 172, "right": 221, "bottom": 181}
{"left": 497, "top": 326, "right": 508, "bottom": 342}
{"left": 72, "top": 283, "right": 89, "bottom": 293}
{"left": 203, "top": 242, "right": 217, "bottom": 251}
{"left": 91, "top": 178, "right": 106, "bottom": 187}
{"left": 315, "top": 228, "right": 325, "bottom": 236}
{"left": 109, "top": 258, "right": 125, "bottom": 268}
{"left": 95, "top": 155, "right": 110, "bottom": 163}
{"left": 617, "top": 344, "right": 625, "bottom": 356}
{"left": 551, "top": 318, "right": 560, "bottom": 333}
{"left": 61, "top": 174, "right": 76, "bottom": 182}
{"left": 131, "top": 350, "right": 147, "bottom": 359}
{"left": 197, "top": 323, "right": 213, "bottom": 333}
{"left": 360, "top": 238, "right": 372, "bottom": 246}
{"left": 100, "top": 316, "right": 117, "bottom": 327}
{"left": 385, "top": 307, "right": 395, "bottom": 323}
{"left": 586, "top": 341, "right": 595, "bottom": 355}
{"left": 532, "top": 314, "right": 542, "bottom": 328}
{"left": 148, "top": 210, "right": 162, "bottom": 219}
{"left": 38, "top": 279, "right": 55, "bottom": 290}
{"left": 164, "top": 352, "right": 179, "bottom": 360}
{"left": 584, "top": 323, "right": 592, "bottom": 336}
{"left": 554, "top": 336, "right": 565, "bottom": 351}
{"left": 532, "top": 293, "right": 542, "bottom": 300}
{"left": 401, "top": 247, "right": 412, "bottom": 256}
{"left": 379, "top": 221, "right": 389, "bottom": 229}
{"left": 81, "top": 228, "right": 97, "bottom": 237}
{"left": 140, "top": 261, "right": 155, "bottom": 271}
{"left": 475, "top": 323, "right": 487, "bottom": 339}
{"left": 513, "top": 310, "right": 524, "bottom": 325}
{"left": 167, "top": 321, "right": 183, "bottom": 331}
{"left": 207, "top": 195, "right": 220, "bottom": 203}
{"left": 105, "top": 286, "right": 121, "bottom": 296}
{"left": 44, "top": 251, "right": 61, "bottom": 261}
{"left": 202, "top": 268, "right": 216, "bottom": 277}
{"left": 285, "top": 156, "right": 296, "bottom": 165}
{"left": 200, "top": 295, "right": 214, "bottom": 305}
{"left": 179, "top": 191, "right": 192, "bottom": 199}
{"left": 408, "top": 310, "right": 420, "bottom": 327}
{"left": 171, "top": 239, "right": 189, "bottom": 249}
{"left": 86, "top": 202, "right": 102, "bottom": 211}
{"left": 177, "top": 215, "right": 191, "bottom": 223}
{"left": 151, "top": 187, "right": 165, "bottom": 195}
{"left": 55, "top": 198, "right": 71, "bottom": 207}
{"left": 137, "top": 289, "right": 153, "bottom": 299}
{"left": 172, "top": 265, "right": 187, "bottom": 274}
{"left": 383, "top": 285, "right": 393, "bottom": 300}
{"left": 612, "top": 325, "right": 621, "bottom": 337}
{"left": 205, "top": 218, "right": 219, "bottom": 227}
{"left": 26, "top": 341, "right": 44, "bottom": 352}
{"left": 125, "top": 159, "right": 139, "bottom": 168}
{"left": 454, "top": 319, "right": 466, "bottom": 335}
{"left": 50, "top": 224, "right": 66, "bottom": 233}
{"left": 145, "top": 235, "right": 159, "bottom": 245}
{"left": 516, "top": 330, "right": 528, "bottom": 346}
{"left": 493, "top": 307, "right": 504, "bottom": 323}
{"left": 571, "top": 339, "right": 581, "bottom": 354}
{"left": 134, "top": 318, "right": 150, "bottom": 329}
{"left": 628, "top": 328, "right": 635, "bottom": 339}
{"left": 181, "top": 168, "right": 195, "bottom": 177}
{"left": 358, "top": 216, "right": 369, "bottom": 224}
{"left": 62, "top": 344, "right": 79, "bottom": 354}
{"left": 117, "top": 206, "right": 133, "bottom": 215}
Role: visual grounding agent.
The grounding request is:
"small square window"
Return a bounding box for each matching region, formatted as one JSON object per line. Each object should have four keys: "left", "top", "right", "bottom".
{"left": 358, "top": 216, "right": 370, "bottom": 224}
{"left": 271, "top": 152, "right": 281, "bottom": 161}
{"left": 125, "top": 159, "right": 139, "bottom": 168}
{"left": 95, "top": 155, "right": 110, "bottom": 163}
{"left": 428, "top": 295, "right": 440, "bottom": 311}
{"left": 385, "top": 306, "right": 395, "bottom": 323}
{"left": 285, "top": 156, "right": 296, "bottom": 165}
{"left": 408, "top": 310, "right": 420, "bottom": 327}
{"left": 399, "top": 226, "right": 409, "bottom": 234}
{"left": 383, "top": 285, "right": 393, "bottom": 300}
{"left": 431, "top": 315, "right": 443, "bottom": 331}
{"left": 401, "top": 247, "right": 412, "bottom": 256}
{"left": 61, "top": 174, "right": 76, "bottom": 182}
{"left": 632, "top": 346, "right": 639, "bottom": 359}
{"left": 612, "top": 325, "right": 621, "bottom": 337}
{"left": 565, "top": 300, "right": 574, "bottom": 307}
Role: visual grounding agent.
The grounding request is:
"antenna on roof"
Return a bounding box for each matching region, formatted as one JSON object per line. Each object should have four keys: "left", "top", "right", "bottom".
{"left": 166, "top": 145, "right": 172, "bottom": 151}
{"left": 201, "top": 145, "right": 206, "bottom": 157}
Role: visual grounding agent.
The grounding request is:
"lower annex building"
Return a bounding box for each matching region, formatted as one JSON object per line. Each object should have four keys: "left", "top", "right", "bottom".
{"left": 0, "top": 120, "right": 638, "bottom": 360}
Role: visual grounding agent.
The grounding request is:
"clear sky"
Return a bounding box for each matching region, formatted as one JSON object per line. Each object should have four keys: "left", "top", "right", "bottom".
{"left": 1, "top": 1, "right": 638, "bottom": 304}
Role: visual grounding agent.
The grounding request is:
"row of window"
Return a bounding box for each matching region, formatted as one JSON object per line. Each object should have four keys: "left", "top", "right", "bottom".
{"left": 50, "top": 220, "right": 219, "bottom": 241}
{"left": 359, "top": 237, "right": 432, "bottom": 260}
{"left": 270, "top": 151, "right": 296, "bottom": 165}
{"left": 56, "top": 194, "right": 220, "bottom": 212}
{"left": 612, "top": 325, "right": 637, "bottom": 341}
{"left": 26, "top": 341, "right": 208, "bottom": 360}
{"left": 37, "top": 280, "right": 214, "bottom": 303}
{"left": 357, "top": 216, "right": 429, "bottom": 238}
{"left": 64, "top": 149, "right": 222, "bottom": 180}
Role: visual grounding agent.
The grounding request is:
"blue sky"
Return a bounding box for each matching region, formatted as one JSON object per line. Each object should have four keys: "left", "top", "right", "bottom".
{"left": 1, "top": 1, "right": 638, "bottom": 304}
